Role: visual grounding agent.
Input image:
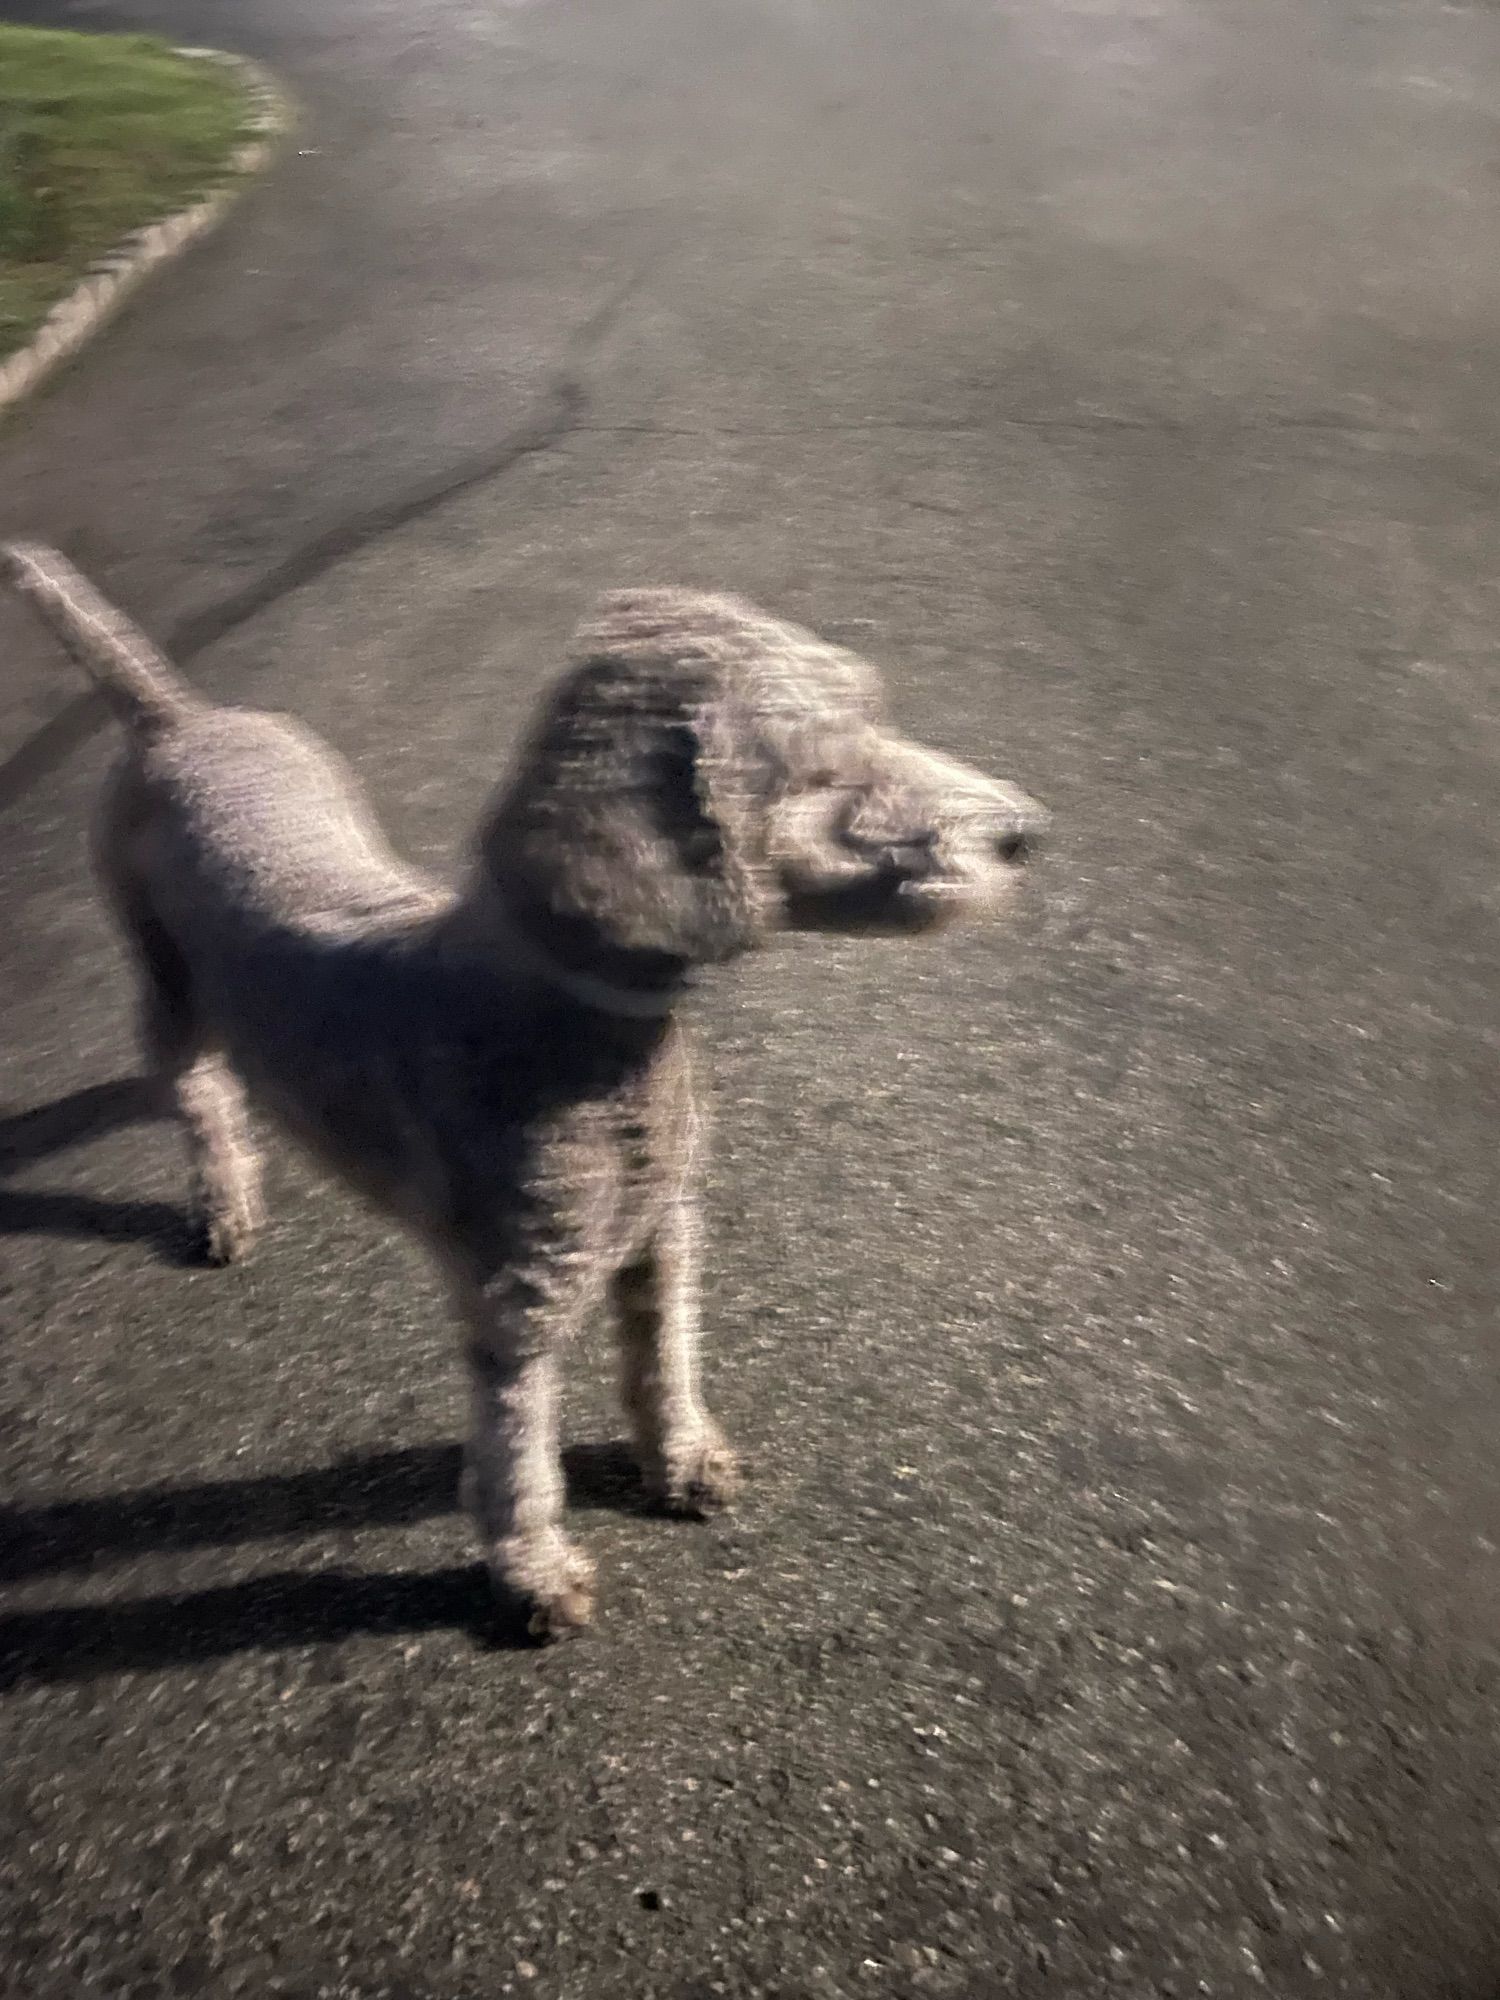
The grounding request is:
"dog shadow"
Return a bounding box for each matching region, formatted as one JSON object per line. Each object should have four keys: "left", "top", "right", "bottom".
{"left": 0, "top": 1076, "right": 203, "bottom": 1264}
{"left": 0, "top": 1441, "right": 653, "bottom": 1686}
{"left": 0, "top": 1082, "right": 660, "bottom": 1681}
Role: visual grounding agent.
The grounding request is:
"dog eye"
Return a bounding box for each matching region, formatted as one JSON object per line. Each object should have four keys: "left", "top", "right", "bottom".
{"left": 681, "top": 827, "right": 723, "bottom": 866}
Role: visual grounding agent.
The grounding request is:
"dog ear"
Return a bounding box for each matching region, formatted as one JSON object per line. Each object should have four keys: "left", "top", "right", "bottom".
{"left": 480, "top": 656, "right": 769, "bottom": 970}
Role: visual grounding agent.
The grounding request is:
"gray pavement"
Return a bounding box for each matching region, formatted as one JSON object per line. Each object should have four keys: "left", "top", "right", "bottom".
{"left": 2, "top": 1, "right": 1499, "bottom": 1995}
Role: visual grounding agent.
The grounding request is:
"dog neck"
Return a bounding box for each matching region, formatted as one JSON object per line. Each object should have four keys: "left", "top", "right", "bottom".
{"left": 451, "top": 881, "right": 691, "bottom": 1021}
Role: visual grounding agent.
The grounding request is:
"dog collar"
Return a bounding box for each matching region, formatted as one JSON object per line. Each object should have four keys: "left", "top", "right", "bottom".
{"left": 490, "top": 905, "right": 685, "bottom": 1020}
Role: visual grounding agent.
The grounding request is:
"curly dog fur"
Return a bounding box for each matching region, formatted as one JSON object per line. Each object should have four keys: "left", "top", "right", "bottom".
{"left": 4, "top": 544, "right": 1045, "bottom": 1638}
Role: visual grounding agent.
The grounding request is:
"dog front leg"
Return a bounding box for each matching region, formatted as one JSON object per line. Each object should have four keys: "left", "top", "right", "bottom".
{"left": 614, "top": 1196, "right": 738, "bottom": 1516}
{"left": 457, "top": 1273, "right": 596, "bottom": 1640}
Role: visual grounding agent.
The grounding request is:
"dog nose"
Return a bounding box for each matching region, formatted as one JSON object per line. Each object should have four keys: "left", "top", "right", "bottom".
{"left": 995, "top": 821, "right": 1037, "bottom": 866}
{"left": 992, "top": 796, "right": 1047, "bottom": 866}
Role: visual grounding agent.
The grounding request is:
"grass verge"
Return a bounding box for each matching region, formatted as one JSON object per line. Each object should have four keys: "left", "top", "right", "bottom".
{"left": 0, "top": 24, "right": 249, "bottom": 362}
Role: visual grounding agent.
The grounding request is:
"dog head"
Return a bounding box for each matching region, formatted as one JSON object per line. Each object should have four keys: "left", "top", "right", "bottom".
{"left": 479, "top": 591, "right": 1045, "bottom": 989}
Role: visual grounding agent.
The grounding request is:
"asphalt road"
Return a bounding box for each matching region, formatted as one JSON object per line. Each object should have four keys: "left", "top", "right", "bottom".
{"left": 3, "top": 1, "right": 1499, "bottom": 1995}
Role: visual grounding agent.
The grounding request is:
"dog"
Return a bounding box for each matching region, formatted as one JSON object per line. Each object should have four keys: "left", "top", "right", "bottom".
{"left": 3, "top": 544, "right": 1045, "bottom": 1638}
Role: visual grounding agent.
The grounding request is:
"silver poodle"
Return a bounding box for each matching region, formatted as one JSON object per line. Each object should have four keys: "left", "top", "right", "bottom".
{"left": 4, "top": 544, "right": 1045, "bottom": 1639}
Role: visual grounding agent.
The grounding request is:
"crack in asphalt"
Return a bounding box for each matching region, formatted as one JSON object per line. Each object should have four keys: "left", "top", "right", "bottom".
{"left": 567, "top": 410, "right": 1471, "bottom": 443}
{"left": 0, "top": 262, "right": 652, "bottom": 818}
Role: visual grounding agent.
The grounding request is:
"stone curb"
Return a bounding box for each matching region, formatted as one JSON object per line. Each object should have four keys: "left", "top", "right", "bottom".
{"left": 0, "top": 48, "right": 292, "bottom": 416}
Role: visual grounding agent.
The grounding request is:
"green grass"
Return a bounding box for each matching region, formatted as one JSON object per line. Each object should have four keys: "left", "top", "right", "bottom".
{"left": 0, "top": 24, "right": 249, "bottom": 360}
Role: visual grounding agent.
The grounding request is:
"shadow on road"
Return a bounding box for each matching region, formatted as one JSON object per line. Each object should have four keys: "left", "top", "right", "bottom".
{"left": 0, "top": 1442, "right": 648, "bottom": 1684}
{"left": 0, "top": 1075, "right": 201, "bottom": 1258}
{"left": 0, "top": 1075, "right": 162, "bottom": 1173}
{"left": 0, "top": 1076, "right": 159, "bottom": 1169}
{"left": 0, "top": 1184, "right": 198, "bottom": 1257}
{"left": 0, "top": 1565, "right": 527, "bottom": 1685}
{"left": 2, "top": 1439, "right": 646, "bottom": 1587}
{"left": 0, "top": 1080, "right": 656, "bottom": 1685}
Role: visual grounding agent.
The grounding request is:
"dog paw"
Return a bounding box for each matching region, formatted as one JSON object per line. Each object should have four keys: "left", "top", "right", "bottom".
{"left": 524, "top": 1574, "right": 595, "bottom": 1643}
{"left": 199, "top": 1204, "right": 259, "bottom": 1267}
{"left": 489, "top": 1536, "right": 596, "bottom": 1643}
{"left": 196, "top": 1179, "right": 264, "bottom": 1267}
{"left": 646, "top": 1426, "right": 740, "bottom": 1518}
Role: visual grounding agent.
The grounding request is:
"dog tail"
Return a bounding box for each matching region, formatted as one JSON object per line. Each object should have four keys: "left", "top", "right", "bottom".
{"left": 2, "top": 541, "right": 196, "bottom": 734}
